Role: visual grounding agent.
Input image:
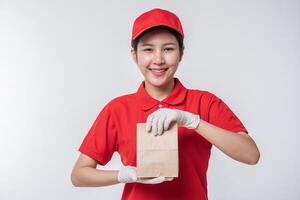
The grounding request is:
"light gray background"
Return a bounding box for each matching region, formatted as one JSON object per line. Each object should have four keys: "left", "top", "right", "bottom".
{"left": 1, "top": 0, "right": 299, "bottom": 199}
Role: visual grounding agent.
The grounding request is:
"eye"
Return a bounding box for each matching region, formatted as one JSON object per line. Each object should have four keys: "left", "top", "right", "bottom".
{"left": 143, "top": 48, "right": 153, "bottom": 52}
{"left": 164, "top": 47, "right": 174, "bottom": 52}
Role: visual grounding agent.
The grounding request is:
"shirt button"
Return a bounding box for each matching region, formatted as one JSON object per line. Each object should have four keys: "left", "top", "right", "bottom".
{"left": 158, "top": 104, "right": 163, "bottom": 108}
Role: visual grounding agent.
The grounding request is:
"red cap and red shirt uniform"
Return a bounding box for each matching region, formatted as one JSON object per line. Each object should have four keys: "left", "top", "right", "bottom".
{"left": 79, "top": 8, "right": 247, "bottom": 200}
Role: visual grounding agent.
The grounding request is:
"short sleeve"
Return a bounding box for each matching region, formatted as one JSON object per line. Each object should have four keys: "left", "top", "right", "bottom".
{"left": 79, "top": 104, "right": 118, "bottom": 165}
{"left": 207, "top": 93, "right": 248, "bottom": 134}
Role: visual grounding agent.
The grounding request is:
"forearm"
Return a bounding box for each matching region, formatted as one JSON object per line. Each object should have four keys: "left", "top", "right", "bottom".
{"left": 194, "top": 119, "right": 260, "bottom": 165}
{"left": 71, "top": 167, "right": 119, "bottom": 187}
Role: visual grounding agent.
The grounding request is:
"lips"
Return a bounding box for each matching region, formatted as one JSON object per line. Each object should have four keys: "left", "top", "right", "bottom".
{"left": 149, "top": 68, "right": 168, "bottom": 72}
{"left": 149, "top": 68, "right": 168, "bottom": 76}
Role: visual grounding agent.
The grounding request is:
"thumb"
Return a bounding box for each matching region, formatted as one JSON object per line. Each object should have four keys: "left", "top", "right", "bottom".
{"left": 137, "top": 176, "right": 166, "bottom": 184}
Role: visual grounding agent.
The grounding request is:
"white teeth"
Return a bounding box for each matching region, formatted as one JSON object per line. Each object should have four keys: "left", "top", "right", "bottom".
{"left": 150, "top": 68, "right": 168, "bottom": 71}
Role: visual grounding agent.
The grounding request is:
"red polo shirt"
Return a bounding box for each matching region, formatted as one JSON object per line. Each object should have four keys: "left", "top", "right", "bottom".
{"left": 79, "top": 78, "right": 247, "bottom": 200}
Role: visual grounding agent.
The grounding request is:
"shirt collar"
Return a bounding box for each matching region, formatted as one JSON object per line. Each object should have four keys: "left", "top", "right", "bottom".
{"left": 135, "top": 78, "right": 188, "bottom": 111}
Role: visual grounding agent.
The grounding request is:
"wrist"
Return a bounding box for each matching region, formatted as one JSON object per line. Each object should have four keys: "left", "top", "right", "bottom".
{"left": 182, "top": 111, "right": 200, "bottom": 129}
{"left": 192, "top": 115, "right": 201, "bottom": 130}
{"left": 190, "top": 114, "right": 200, "bottom": 130}
{"left": 173, "top": 109, "right": 201, "bottom": 130}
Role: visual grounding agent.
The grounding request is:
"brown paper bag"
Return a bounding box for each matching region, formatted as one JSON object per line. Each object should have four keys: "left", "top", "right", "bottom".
{"left": 136, "top": 123, "right": 178, "bottom": 178}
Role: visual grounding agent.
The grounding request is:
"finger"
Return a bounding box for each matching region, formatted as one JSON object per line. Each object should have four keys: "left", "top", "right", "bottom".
{"left": 144, "top": 176, "right": 165, "bottom": 184}
{"left": 152, "top": 115, "right": 159, "bottom": 136}
{"left": 163, "top": 117, "right": 173, "bottom": 131}
{"left": 157, "top": 114, "right": 167, "bottom": 135}
{"left": 146, "top": 113, "right": 154, "bottom": 132}
{"left": 151, "top": 176, "right": 165, "bottom": 184}
{"left": 165, "top": 177, "right": 174, "bottom": 181}
{"left": 137, "top": 177, "right": 153, "bottom": 184}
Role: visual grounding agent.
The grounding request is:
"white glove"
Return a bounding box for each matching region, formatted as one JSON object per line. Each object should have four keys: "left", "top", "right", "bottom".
{"left": 117, "top": 166, "right": 173, "bottom": 184}
{"left": 146, "top": 108, "right": 200, "bottom": 135}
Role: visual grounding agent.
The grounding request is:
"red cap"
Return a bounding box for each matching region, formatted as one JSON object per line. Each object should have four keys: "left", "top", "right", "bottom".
{"left": 131, "top": 8, "right": 184, "bottom": 41}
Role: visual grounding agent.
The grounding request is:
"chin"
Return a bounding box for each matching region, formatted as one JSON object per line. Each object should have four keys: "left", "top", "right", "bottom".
{"left": 146, "top": 76, "right": 173, "bottom": 88}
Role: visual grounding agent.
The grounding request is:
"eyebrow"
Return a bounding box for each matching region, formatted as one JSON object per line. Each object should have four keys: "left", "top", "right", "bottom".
{"left": 140, "top": 42, "right": 177, "bottom": 47}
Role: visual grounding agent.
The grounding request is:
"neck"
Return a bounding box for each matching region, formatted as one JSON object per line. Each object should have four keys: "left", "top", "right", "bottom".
{"left": 145, "top": 79, "right": 175, "bottom": 101}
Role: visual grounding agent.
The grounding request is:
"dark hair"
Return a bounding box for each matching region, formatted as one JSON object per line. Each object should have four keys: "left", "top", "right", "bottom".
{"left": 131, "top": 26, "right": 184, "bottom": 56}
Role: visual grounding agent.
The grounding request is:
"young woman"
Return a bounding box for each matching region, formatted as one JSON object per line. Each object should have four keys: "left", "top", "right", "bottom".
{"left": 71, "top": 8, "right": 260, "bottom": 200}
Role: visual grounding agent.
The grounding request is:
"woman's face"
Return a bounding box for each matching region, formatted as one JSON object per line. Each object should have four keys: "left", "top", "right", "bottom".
{"left": 131, "top": 28, "right": 182, "bottom": 89}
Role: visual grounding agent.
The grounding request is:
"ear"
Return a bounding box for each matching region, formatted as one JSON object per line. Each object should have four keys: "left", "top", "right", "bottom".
{"left": 131, "top": 48, "right": 137, "bottom": 64}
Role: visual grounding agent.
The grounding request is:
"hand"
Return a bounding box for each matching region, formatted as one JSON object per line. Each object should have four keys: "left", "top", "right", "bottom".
{"left": 117, "top": 166, "right": 174, "bottom": 184}
{"left": 146, "top": 108, "right": 200, "bottom": 135}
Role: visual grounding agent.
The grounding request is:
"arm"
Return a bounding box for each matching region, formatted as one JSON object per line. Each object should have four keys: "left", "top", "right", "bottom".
{"left": 146, "top": 108, "right": 260, "bottom": 165}
{"left": 71, "top": 153, "right": 173, "bottom": 187}
{"left": 194, "top": 120, "right": 260, "bottom": 165}
{"left": 71, "top": 153, "right": 119, "bottom": 187}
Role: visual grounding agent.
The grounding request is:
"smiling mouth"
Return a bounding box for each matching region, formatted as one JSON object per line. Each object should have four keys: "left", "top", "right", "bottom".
{"left": 148, "top": 68, "right": 169, "bottom": 72}
{"left": 148, "top": 67, "right": 169, "bottom": 77}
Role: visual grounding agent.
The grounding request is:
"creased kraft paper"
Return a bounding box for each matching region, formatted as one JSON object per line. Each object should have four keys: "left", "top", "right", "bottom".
{"left": 136, "top": 123, "right": 178, "bottom": 178}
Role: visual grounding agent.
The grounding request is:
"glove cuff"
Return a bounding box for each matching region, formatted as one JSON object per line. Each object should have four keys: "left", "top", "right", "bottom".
{"left": 185, "top": 114, "right": 200, "bottom": 129}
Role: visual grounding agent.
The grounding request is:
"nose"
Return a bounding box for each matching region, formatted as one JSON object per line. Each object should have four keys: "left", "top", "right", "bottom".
{"left": 153, "top": 50, "right": 165, "bottom": 65}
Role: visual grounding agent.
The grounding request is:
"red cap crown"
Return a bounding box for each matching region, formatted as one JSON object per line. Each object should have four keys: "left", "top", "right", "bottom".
{"left": 131, "top": 8, "right": 184, "bottom": 41}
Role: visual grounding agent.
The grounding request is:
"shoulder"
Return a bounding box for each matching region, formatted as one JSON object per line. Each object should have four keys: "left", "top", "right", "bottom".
{"left": 186, "top": 88, "right": 218, "bottom": 103}
{"left": 104, "top": 92, "right": 136, "bottom": 110}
